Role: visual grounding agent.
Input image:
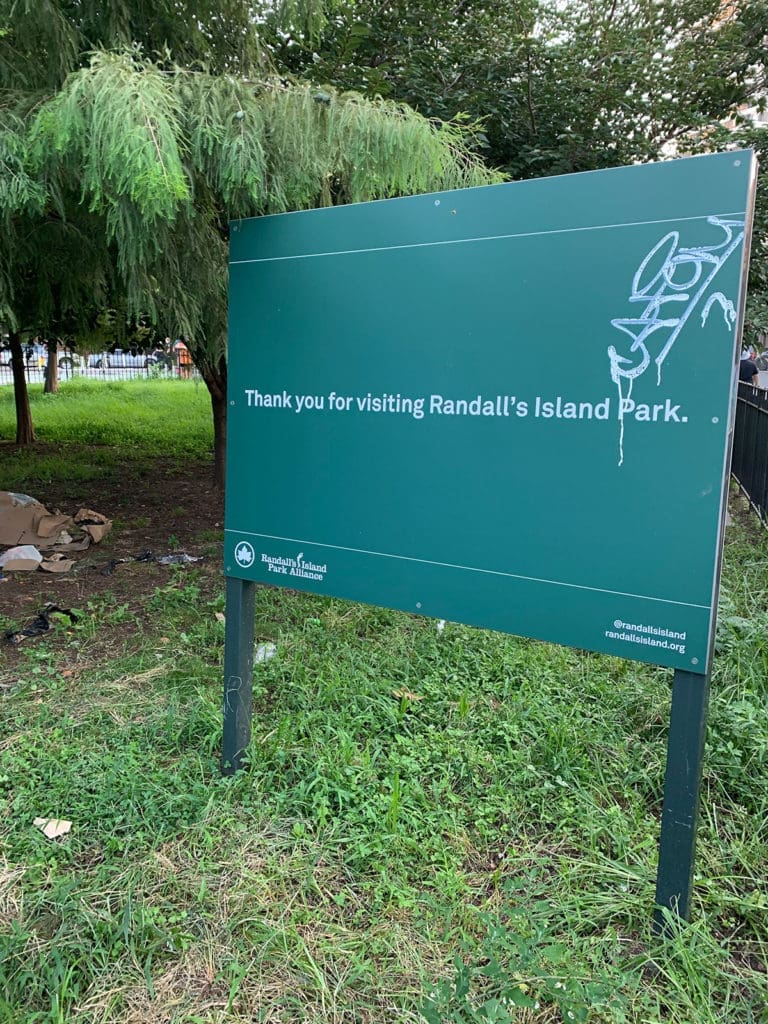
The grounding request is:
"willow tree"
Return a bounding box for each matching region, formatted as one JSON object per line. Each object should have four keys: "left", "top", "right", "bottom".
{"left": 0, "top": 0, "right": 216, "bottom": 443}
{"left": 1, "top": 2, "right": 499, "bottom": 482}
{"left": 0, "top": 190, "right": 113, "bottom": 438}
{"left": 0, "top": 120, "right": 39, "bottom": 440}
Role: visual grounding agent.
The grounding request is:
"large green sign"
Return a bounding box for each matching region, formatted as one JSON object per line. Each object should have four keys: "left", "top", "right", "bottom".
{"left": 225, "top": 151, "right": 755, "bottom": 673}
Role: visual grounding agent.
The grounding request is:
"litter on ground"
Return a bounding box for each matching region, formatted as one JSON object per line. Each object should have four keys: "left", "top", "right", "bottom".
{"left": 33, "top": 818, "right": 73, "bottom": 840}
{"left": 254, "top": 642, "right": 277, "bottom": 663}
{"left": 0, "top": 544, "right": 43, "bottom": 571}
{"left": 4, "top": 604, "right": 79, "bottom": 645}
{"left": 0, "top": 492, "right": 112, "bottom": 573}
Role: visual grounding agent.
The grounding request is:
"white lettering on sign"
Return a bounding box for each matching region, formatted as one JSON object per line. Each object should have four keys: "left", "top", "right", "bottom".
{"left": 245, "top": 389, "right": 293, "bottom": 408}
{"left": 241, "top": 389, "right": 691, "bottom": 427}
{"left": 261, "top": 551, "right": 327, "bottom": 582}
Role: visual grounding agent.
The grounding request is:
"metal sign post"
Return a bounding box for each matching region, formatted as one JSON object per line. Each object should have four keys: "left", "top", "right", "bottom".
{"left": 653, "top": 668, "right": 712, "bottom": 930}
{"left": 222, "top": 576, "right": 256, "bottom": 774}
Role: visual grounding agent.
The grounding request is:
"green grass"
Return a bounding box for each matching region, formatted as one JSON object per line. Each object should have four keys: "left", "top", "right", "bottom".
{"left": 0, "top": 390, "right": 767, "bottom": 1022}
{"left": 0, "top": 377, "right": 212, "bottom": 457}
{"left": 0, "top": 521, "right": 767, "bottom": 1023}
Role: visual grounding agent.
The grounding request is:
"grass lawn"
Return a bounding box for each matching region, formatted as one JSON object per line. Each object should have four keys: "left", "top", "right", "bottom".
{"left": 0, "top": 377, "right": 212, "bottom": 457}
{"left": 0, "top": 379, "right": 767, "bottom": 1023}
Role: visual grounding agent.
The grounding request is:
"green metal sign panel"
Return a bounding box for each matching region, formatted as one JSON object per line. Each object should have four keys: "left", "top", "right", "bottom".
{"left": 225, "top": 151, "right": 755, "bottom": 672}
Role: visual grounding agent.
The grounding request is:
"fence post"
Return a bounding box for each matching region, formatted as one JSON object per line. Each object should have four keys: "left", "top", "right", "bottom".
{"left": 733, "top": 382, "right": 768, "bottom": 524}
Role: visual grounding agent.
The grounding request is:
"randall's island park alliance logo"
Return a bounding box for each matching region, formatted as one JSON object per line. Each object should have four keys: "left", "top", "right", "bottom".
{"left": 233, "top": 541, "right": 327, "bottom": 580}
{"left": 260, "top": 548, "right": 328, "bottom": 581}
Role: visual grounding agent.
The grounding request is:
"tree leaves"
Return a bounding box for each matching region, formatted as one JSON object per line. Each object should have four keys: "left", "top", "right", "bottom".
{"left": 31, "top": 51, "right": 190, "bottom": 224}
{"left": 0, "top": 0, "right": 500, "bottom": 476}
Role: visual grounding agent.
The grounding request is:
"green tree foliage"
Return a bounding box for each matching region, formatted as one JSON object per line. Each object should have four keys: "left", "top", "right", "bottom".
{"left": 0, "top": 0, "right": 263, "bottom": 90}
{"left": 273, "top": 0, "right": 766, "bottom": 175}
{"left": 0, "top": 1, "right": 499, "bottom": 473}
{"left": 731, "top": 124, "right": 768, "bottom": 339}
{"left": 270, "top": 0, "right": 768, "bottom": 331}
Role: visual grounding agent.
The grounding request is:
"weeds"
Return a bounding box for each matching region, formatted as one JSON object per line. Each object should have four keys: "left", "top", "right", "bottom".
{"left": 0, "top": 416, "right": 767, "bottom": 1020}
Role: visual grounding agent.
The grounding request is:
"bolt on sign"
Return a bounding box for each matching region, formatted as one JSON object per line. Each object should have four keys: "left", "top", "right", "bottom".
{"left": 225, "top": 151, "right": 755, "bottom": 675}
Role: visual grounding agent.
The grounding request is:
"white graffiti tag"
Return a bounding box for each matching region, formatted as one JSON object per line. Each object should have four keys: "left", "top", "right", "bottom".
{"left": 608, "top": 215, "right": 744, "bottom": 465}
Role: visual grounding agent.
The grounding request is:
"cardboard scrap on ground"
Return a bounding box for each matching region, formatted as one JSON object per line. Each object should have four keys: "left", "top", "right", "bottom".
{"left": 40, "top": 554, "right": 76, "bottom": 574}
{"left": 0, "top": 544, "right": 43, "bottom": 571}
{"left": 0, "top": 492, "right": 72, "bottom": 548}
{"left": 33, "top": 818, "right": 72, "bottom": 840}
{"left": 0, "top": 492, "right": 111, "bottom": 570}
{"left": 73, "top": 508, "right": 111, "bottom": 544}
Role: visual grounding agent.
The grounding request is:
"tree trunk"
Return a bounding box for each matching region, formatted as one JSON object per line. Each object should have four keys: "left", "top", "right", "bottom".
{"left": 211, "top": 388, "right": 227, "bottom": 490}
{"left": 44, "top": 339, "right": 59, "bottom": 394}
{"left": 9, "top": 331, "right": 35, "bottom": 444}
{"left": 200, "top": 356, "right": 228, "bottom": 489}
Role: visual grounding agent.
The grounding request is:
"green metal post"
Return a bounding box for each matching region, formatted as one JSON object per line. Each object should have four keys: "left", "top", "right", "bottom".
{"left": 222, "top": 576, "right": 256, "bottom": 774}
{"left": 653, "top": 668, "right": 711, "bottom": 932}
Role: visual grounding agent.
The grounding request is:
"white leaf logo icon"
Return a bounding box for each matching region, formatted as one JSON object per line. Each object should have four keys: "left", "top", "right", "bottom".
{"left": 235, "top": 542, "right": 255, "bottom": 567}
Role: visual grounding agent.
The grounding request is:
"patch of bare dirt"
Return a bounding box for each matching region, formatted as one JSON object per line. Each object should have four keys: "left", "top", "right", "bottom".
{"left": 0, "top": 446, "right": 224, "bottom": 673}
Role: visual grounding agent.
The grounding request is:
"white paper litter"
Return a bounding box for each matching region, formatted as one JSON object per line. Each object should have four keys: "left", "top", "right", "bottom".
{"left": 0, "top": 544, "right": 43, "bottom": 569}
{"left": 33, "top": 818, "right": 72, "bottom": 840}
{"left": 254, "top": 643, "right": 277, "bottom": 663}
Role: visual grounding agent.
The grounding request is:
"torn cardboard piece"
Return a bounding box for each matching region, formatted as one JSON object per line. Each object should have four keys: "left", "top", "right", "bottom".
{"left": 0, "top": 492, "right": 72, "bottom": 547}
{"left": 51, "top": 536, "right": 90, "bottom": 553}
{"left": 0, "top": 492, "right": 111, "bottom": 558}
{"left": 34, "top": 818, "right": 72, "bottom": 840}
{"left": 40, "top": 553, "right": 76, "bottom": 573}
{"left": 73, "top": 508, "right": 111, "bottom": 544}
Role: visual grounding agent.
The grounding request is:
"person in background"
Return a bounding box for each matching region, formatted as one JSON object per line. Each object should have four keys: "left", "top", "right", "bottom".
{"left": 739, "top": 348, "right": 759, "bottom": 386}
{"left": 173, "top": 337, "right": 193, "bottom": 379}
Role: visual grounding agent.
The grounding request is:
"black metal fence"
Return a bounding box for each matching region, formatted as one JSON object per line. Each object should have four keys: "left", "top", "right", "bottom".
{"left": 732, "top": 381, "right": 768, "bottom": 524}
{"left": 0, "top": 353, "right": 197, "bottom": 387}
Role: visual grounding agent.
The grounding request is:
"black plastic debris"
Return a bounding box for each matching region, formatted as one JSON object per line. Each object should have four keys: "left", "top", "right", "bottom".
{"left": 99, "top": 551, "right": 149, "bottom": 574}
{"left": 99, "top": 550, "right": 202, "bottom": 575}
{"left": 5, "top": 604, "right": 79, "bottom": 645}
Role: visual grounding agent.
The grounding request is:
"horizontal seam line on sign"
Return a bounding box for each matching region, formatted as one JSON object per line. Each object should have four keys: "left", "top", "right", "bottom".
{"left": 229, "top": 211, "right": 747, "bottom": 265}
{"left": 227, "top": 530, "right": 711, "bottom": 610}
